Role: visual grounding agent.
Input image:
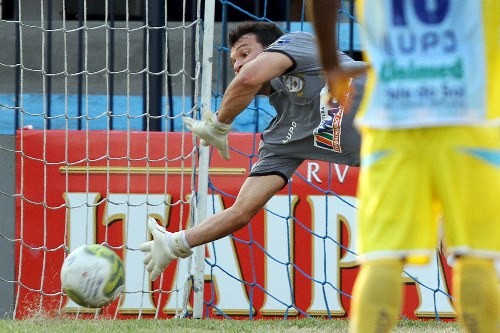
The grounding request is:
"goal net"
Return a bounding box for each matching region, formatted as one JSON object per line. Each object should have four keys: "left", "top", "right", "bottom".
{"left": 0, "top": 0, "right": 458, "bottom": 321}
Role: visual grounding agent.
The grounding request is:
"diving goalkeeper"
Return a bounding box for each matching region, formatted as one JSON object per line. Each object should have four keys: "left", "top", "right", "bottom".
{"left": 139, "top": 21, "right": 365, "bottom": 281}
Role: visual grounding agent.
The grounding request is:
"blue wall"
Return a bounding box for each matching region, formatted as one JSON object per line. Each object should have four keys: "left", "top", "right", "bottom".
{"left": 0, "top": 94, "right": 276, "bottom": 134}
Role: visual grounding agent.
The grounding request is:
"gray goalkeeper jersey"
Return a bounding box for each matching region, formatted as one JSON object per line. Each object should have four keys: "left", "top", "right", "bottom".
{"left": 250, "top": 32, "right": 362, "bottom": 182}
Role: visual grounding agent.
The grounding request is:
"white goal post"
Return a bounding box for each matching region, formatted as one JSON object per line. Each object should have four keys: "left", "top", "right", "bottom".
{"left": 190, "top": 0, "right": 215, "bottom": 319}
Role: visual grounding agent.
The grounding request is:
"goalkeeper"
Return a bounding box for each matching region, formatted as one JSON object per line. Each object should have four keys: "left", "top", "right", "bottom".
{"left": 311, "top": 1, "right": 500, "bottom": 333}
{"left": 139, "top": 21, "right": 365, "bottom": 280}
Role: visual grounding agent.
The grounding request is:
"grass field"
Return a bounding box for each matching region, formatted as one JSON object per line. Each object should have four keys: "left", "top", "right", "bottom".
{"left": 0, "top": 318, "right": 462, "bottom": 333}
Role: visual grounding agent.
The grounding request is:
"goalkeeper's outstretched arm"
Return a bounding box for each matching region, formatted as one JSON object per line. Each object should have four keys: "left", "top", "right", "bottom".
{"left": 182, "top": 36, "right": 292, "bottom": 160}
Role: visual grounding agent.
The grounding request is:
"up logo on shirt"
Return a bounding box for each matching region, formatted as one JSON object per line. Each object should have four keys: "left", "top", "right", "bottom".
{"left": 386, "top": 0, "right": 456, "bottom": 56}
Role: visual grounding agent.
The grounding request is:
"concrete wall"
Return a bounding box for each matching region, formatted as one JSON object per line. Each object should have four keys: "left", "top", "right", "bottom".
{"left": 0, "top": 10, "right": 245, "bottom": 96}
{"left": 1, "top": 1, "right": 358, "bottom": 96}
{"left": 0, "top": 20, "right": 238, "bottom": 96}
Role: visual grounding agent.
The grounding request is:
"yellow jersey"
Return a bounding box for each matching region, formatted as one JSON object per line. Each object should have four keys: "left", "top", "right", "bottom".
{"left": 355, "top": 0, "right": 500, "bottom": 129}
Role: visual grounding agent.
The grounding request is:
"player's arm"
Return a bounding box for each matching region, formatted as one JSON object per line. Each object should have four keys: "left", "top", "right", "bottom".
{"left": 311, "top": 0, "right": 342, "bottom": 72}
{"left": 216, "top": 51, "right": 293, "bottom": 124}
{"left": 311, "top": 0, "right": 367, "bottom": 112}
{"left": 182, "top": 50, "right": 292, "bottom": 159}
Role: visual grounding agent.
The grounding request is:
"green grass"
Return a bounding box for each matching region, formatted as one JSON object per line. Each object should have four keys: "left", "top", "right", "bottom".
{"left": 0, "top": 318, "right": 462, "bottom": 333}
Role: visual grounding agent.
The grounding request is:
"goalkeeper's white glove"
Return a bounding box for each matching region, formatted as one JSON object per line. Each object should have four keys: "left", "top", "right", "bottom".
{"left": 182, "top": 111, "right": 231, "bottom": 160}
{"left": 139, "top": 217, "right": 192, "bottom": 281}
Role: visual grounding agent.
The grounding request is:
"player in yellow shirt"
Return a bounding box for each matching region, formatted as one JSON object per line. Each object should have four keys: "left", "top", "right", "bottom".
{"left": 311, "top": 0, "right": 500, "bottom": 332}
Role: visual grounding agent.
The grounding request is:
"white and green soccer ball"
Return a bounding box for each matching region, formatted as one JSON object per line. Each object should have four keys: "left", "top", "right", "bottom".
{"left": 60, "top": 244, "right": 125, "bottom": 308}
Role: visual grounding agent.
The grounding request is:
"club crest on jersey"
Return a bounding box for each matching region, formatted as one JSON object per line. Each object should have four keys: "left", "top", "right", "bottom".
{"left": 285, "top": 75, "right": 304, "bottom": 95}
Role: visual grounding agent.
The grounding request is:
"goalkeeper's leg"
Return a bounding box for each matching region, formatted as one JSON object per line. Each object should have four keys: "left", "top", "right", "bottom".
{"left": 349, "top": 258, "right": 404, "bottom": 333}
{"left": 454, "top": 256, "right": 500, "bottom": 333}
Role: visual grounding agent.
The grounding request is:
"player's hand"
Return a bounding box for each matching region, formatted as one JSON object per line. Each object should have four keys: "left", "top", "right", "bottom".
{"left": 139, "top": 218, "right": 192, "bottom": 281}
{"left": 182, "top": 111, "right": 231, "bottom": 160}
{"left": 324, "top": 61, "right": 369, "bottom": 113}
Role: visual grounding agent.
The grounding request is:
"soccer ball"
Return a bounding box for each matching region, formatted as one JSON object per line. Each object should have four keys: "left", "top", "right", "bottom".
{"left": 60, "top": 244, "right": 125, "bottom": 308}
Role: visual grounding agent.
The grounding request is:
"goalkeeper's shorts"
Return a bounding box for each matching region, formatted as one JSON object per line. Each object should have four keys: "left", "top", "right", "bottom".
{"left": 356, "top": 125, "right": 500, "bottom": 264}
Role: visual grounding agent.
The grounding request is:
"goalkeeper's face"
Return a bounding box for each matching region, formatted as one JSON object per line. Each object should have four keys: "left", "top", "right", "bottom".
{"left": 230, "top": 33, "right": 265, "bottom": 75}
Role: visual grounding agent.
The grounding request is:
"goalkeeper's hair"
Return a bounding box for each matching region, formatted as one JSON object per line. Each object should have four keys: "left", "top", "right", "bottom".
{"left": 228, "top": 21, "right": 285, "bottom": 48}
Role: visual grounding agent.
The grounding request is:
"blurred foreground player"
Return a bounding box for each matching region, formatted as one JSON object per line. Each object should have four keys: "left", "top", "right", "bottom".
{"left": 311, "top": 1, "right": 500, "bottom": 332}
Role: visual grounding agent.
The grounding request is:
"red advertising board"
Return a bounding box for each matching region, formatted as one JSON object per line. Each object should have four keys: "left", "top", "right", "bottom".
{"left": 15, "top": 130, "right": 455, "bottom": 320}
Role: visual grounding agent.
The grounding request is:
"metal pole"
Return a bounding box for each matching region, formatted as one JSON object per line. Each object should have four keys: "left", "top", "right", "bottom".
{"left": 45, "top": 0, "right": 53, "bottom": 129}
{"left": 166, "top": 34, "right": 174, "bottom": 131}
{"left": 77, "top": 0, "right": 84, "bottom": 130}
{"left": 190, "top": 2, "right": 197, "bottom": 125}
{"left": 285, "top": 0, "right": 291, "bottom": 31}
{"left": 14, "top": 1, "right": 20, "bottom": 131}
{"left": 108, "top": 0, "right": 115, "bottom": 129}
{"left": 143, "top": 0, "right": 164, "bottom": 131}
{"left": 221, "top": 4, "right": 228, "bottom": 91}
{"left": 348, "top": 0, "right": 355, "bottom": 57}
